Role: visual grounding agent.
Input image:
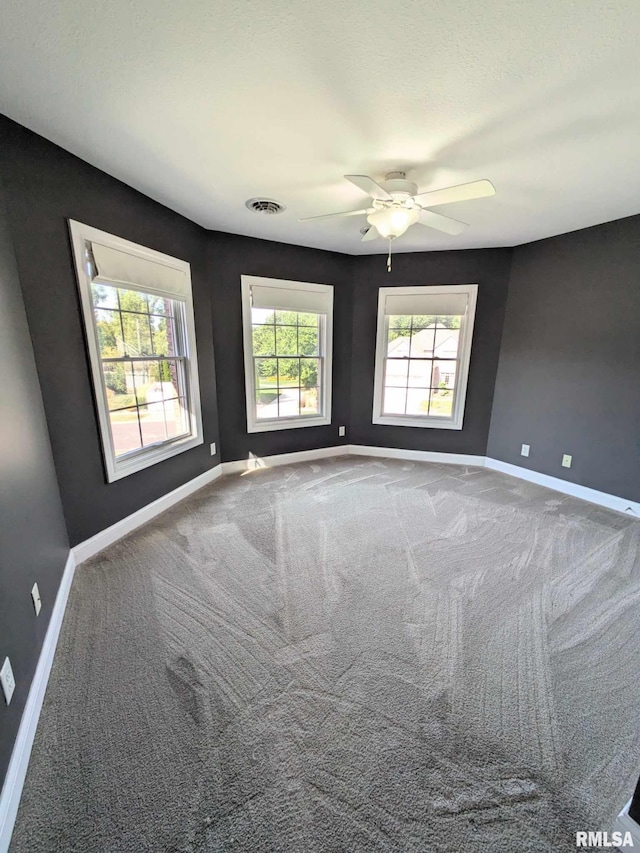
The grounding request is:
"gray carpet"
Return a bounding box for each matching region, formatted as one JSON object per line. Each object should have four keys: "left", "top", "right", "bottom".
{"left": 10, "top": 456, "right": 640, "bottom": 852}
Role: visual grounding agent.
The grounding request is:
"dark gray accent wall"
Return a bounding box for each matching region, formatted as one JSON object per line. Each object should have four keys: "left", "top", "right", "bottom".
{"left": 0, "top": 176, "right": 69, "bottom": 785}
{"left": 488, "top": 214, "right": 640, "bottom": 503}
{"left": 350, "top": 249, "right": 512, "bottom": 455}
{"left": 208, "top": 232, "right": 353, "bottom": 463}
{"left": 0, "top": 115, "right": 220, "bottom": 546}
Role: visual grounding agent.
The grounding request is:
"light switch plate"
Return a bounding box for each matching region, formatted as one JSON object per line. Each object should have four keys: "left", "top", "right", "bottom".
{"left": 562, "top": 454, "right": 572, "bottom": 468}
{"left": 1, "top": 657, "right": 15, "bottom": 705}
{"left": 32, "top": 582, "right": 42, "bottom": 616}
{"left": 521, "top": 444, "right": 530, "bottom": 457}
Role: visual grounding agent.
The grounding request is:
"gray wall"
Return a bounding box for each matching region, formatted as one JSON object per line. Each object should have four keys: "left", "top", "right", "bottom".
{"left": 350, "top": 249, "right": 512, "bottom": 455}
{"left": 0, "top": 116, "right": 221, "bottom": 546}
{"left": 488, "top": 214, "right": 640, "bottom": 503}
{"left": 0, "top": 177, "right": 70, "bottom": 785}
{"left": 208, "top": 232, "right": 352, "bottom": 463}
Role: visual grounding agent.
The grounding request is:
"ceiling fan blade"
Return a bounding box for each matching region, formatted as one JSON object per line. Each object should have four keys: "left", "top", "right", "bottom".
{"left": 413, "top": 179, "right": 495, "bottom": 208}
{"left": 299, "top": 208, "right": 372, "bottom": 222}
{"left": 417, "top": 208, "right": 468, "bottom": 236}
{"left": 361, "top": 226, "right": 379, "bottom": 242}
{"left": 344, "top": 175, "right": 392, "bottom": 202}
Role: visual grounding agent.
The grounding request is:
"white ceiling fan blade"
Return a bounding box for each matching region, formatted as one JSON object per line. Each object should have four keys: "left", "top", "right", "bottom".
{"left": 344, "top": 175, "right": 392, "bottom": 202}
{"left": 413, "top": 179, "right": 495, "bottom": 208}
{"left": 361, "top": 226, "right": 379, "bottom": 242}
{"left": 299, "top": 208, "right": 372, "bottom": 222}
{"left": 418, "top": 209, "right": 468, "bottom": 236}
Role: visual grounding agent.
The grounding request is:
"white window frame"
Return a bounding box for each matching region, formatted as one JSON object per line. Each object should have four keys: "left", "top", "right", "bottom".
{"left": 241, "top": 275, "right": 333, "bottom": 433}
{"left": 69, "top": 220, "right": 203, "bottom": 482}
{"left": 372, "top": 284, "right": 478, "bottom": 430}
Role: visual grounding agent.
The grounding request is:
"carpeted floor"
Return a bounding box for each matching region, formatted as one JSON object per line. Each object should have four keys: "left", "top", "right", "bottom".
{"left": 10, "top": 456, "right": 640, "bottom": 852}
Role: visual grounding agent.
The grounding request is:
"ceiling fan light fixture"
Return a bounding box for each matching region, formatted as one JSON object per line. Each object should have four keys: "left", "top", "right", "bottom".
{"left": 367, "top": 205, "right": 419, "bottom": 239}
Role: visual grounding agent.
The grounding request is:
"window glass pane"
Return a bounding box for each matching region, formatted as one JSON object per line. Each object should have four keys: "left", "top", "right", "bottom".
{"left": 150, "top": 315, "right": 177, "bottom": 356}
{"left": 255, "top": 358, "right": 277, "bottom": 389}
{"left": 382, "top": 387, "right": 407, "bottom": 415}
{"left": 275, "top": 310, "right": 298, "bottom": 325}
{"left": 406, "top": 388, "right": 431, "bottom": 416}
{"left": 109, "top": 406, "right": 142, "bottom": 457}
{"left": 297, "top": 312, "right": 318, "bottom": 327}
{"left": 384, "top": 359, "right": 409, "bottom": 386}
{"left": 252, "top": 308, "right": 275, "bottom": 324}
{"left": 278, "top": 358, "right": 299, "bottom": 386}
{"left": 298, "top": 327, "right": 319, "bottom": 356}
{"left": 275, "top": 326, "right": 298, "bottom": 356}
{"left": 409, "top": 328, "right": 435, "bottom": 358}
{"left": 300, "top": 387, "right": 319, "bottom": 415}
{"left": 433, "top": 325, "right": 460, "bottom": 359}
{"left": 427, "top": 389, "right": 454, "bottom": 418}
{"left": 387, "top": 326, "right": 411, "bottom": 358}
{"left": 164, "top": 398, "right": 190, "bottom": 439}
{"left": 407, "top": 359, "right": 432, "bottom": 387}
{"left": 146, "top": 295, "right": 172, "bottom": 315}
{"left": 299, "top": 358, "right": 319, "bottom": 388}
{"left": 121, "top": 312, "right": 152, "bottom": 356}
{"left": 256, "top": 388, "right": 279, "bottom": 419}
{"left": 252, "top": 324, "right": 276, "bottom": 356}
{"left": 103, "top": 362, "right": 136, "bottom": 410}
{"left": 139, "top": 403, "right": 167, "bottom": 446}
{"left": 276, "top": 387, "right": 300, "bottom": 418}
{"left": 95, "top": 308, "right": 125, "bottom": 357}
{"left": 91, "top": 283, "right": 119, "bottom": 309}
{"left": 117, "top": 289, "right": 149, "bottom": 313}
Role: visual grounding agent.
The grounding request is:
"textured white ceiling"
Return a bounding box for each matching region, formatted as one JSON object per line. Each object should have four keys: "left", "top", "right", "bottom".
{"left": 1, "top": 0, "right": 639, "bottom": 254}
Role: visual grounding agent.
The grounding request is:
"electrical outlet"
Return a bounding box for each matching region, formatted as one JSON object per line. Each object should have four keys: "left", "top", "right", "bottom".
{"left": 521, "top": 444, "right": 530, "bottom": 457}
{"left": 338, "top": 426, "right": 346, "bottom": 437}
{"left": 562, "top": 454, "right": 572, "bottom": 468}
{"left": 31, "top": 582, "right": 42, "bottom": 616}
{"left": 1, "top": 657, "right": 15, "bottom": 705}
{"left": 210, "top": 442, "right": 216, "bottom": 456}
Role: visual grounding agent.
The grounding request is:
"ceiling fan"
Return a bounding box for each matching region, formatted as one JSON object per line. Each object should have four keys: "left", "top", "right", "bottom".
{"left": 300, "top": 172, "right": 495, "bottom": 270}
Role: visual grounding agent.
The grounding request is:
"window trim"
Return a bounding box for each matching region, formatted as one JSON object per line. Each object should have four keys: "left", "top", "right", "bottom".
{"left": 69, "top": 220, "right": 203, "bottom": 482}
{"left": 241, "top": 275, "right": 333, "bottom": 433}
{"left": 372, "top": 284, "right": 478, "bottom": 430}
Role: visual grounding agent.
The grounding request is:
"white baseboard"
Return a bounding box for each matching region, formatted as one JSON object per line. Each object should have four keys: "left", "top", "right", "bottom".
{"left": 221, "top": 444, "right": 349, "bottom": 475}
{"left": 485, "top": 458, "right": 640, "bottom": 518}
{"left": 0, "top": 550, "right": 76, "bottom": 853}
{"left": 72, "top": 464, "right": 223, "bottom": 565}
{"left": 348, "top": 444, "right": 485, "bottom": 467}
{"left": 613, "top": 799, "right": 640, "bottom": 847}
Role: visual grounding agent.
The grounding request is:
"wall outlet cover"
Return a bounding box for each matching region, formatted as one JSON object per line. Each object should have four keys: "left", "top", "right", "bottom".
{"left": 521, "top": 444, "right": 530, "bottom": 457}
{"left": 210, "top": 442, "right": 216, "bottom": 456}
{"left": 562, "top": 454, "right": 572, "bottom": 468}
{"left": 31, "top": 582, "right": 42, "bottom": 616}
{"left": 1, "top": 656, "right": 16, "bottom": 705}
{"left": 338, "top": 426, "right": 346, "bottom": 437}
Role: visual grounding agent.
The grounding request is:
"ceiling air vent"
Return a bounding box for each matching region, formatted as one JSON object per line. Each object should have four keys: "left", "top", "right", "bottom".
{"left": 245, "top": 198, "right": 286, "bottom": 215}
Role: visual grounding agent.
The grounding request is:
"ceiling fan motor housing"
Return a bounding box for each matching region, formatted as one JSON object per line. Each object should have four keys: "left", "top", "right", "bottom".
{"left": 381, "top": 171, "right": 418, "bottom": 202}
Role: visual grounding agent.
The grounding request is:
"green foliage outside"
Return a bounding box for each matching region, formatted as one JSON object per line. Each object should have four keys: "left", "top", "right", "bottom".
{"left": 252, "top": 311, "right": 319, "bottom": 389}
{"left": 388, "top": 314, "right": 460, "bottom": 342}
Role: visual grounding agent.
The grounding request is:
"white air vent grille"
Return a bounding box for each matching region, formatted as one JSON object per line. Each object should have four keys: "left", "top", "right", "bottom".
{"left": 245, "top": 198, "right": 286, "bottom": 215}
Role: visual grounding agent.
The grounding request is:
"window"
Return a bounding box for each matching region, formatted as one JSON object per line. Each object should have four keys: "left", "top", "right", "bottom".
{"left": 372, "top": 284, "right": 478, "bottom": 430}
{"left": 69, "top": 221, "right": 203, "bottom": 481}
{"left": 241, "top": 276, "right": 333, "bottom": 432}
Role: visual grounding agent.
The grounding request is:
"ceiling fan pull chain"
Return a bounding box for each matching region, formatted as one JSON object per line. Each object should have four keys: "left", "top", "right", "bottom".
{"left": 387, "top": 239, "right": 392, "bottom": 273}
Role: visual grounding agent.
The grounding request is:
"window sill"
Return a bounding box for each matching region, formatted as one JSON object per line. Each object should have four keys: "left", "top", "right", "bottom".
{"left": 106, "top": 433, "right": 203, "bottom": 482}
{"left": 372, "top": 414, "right": 463, "bottom": 430}
{"left": 247, "top": 415, "right": 331, "bottom": 434}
